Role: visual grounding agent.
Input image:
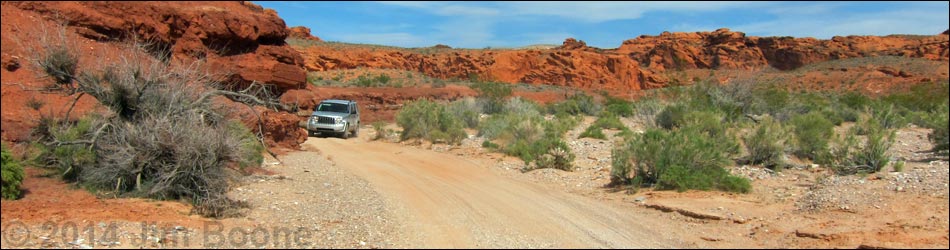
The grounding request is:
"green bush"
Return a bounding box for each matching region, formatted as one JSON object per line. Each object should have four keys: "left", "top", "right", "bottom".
{"left": 479, "top": 101, "right": 577, "bottom": 170}
{"left": 611, "top": 125, "right": 750, "bottom": 193}
{"left": 865, "top": 103, "right": 904, "bottom": 130}
{"left": 530, "top": 143, "right": 575, "bottom": 172}
{"left": 32, "top": 117, "right": 97, "bottom": 181}
{"left": 471, "top": 82, "right": 513, "bottom": 114}
{"left": 742, "top": 117, "right": 788, "bottom": 170}
{"left": 396, "top": 99, "right": 466, "bottom": 145}
{"left": 2, "top": 143, "right": 25, "bottom": 200}
{"left": 655, "top": 104, "right": 688, "bottom": 130}
{"left": 604, "top": 96, "right": 634, "bottom": 117}
{"left": 682, "top": 111, "right": 740, "bottom": 156}
{"left": 481, "top": 140, "right": 499, "bottom": 149}
{"left": 790, "top": 111, "right": 835, "bottom": 163}
{"left": 227, "top": 121, "right": 264, "bottom": 169}
{"left": 631, "top": 97, "right": 664, "bottom": 128}
{"left": 547, "top": 92, "right": 602, "bottom": 116}
{"left": 504, "top": 97, "right": 542, "bottom": 117}
{"left": 579, "top": 112, "right": 628, "bottom": 140}
{"left": 827, "top": 116, "right": 896, "bottom": 175}
{"left": 850, "top": 117, "right": 895, "bottom": 173}
{"left": 928, "top": 106, "right": 949, "bottom": 155}
{"left": 579, "top": 126, "right": 607, "bottom": 140}
{"left": 839, "top": 91, "right": 872, "bottom": 110}
{"left": 882, "top": 81, "right": 949, "bottom": 112}
{"left": 446, "top": 97, "right": 482, "bottom": 129}
{"left": 372, "top": 121, "right": 388, "bottom": 141}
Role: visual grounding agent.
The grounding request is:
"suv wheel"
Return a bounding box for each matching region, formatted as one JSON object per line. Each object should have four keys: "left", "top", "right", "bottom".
{"left": 340, "top": 124, "right": 349, "bottom": 139}
{"left": 353, "top": 124, "right": 359, "bottom": 136}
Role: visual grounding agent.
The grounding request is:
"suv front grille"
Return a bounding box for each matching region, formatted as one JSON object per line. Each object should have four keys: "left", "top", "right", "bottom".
{"left": 316, "top": 116, "right": 336, "bottom": 124}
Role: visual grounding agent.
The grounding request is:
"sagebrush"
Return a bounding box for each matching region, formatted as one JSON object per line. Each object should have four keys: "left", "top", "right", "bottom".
{"left": 25, "top": 30, "right": 273, "bottom": 217}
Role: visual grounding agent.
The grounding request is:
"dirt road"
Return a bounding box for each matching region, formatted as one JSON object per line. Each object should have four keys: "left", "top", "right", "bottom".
{"left": 305, "top": 136, "right": 686, "bottom": 248}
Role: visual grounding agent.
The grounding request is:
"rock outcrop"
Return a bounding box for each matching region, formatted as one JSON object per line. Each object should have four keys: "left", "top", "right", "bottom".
{"left": 288, "top": 26, "right": 322, "bottom": 41}
{"left": 295, "top": 28, "right": 948, "bottom": 91}
{"left": 1, "top": 1, "right": 308, "bottom": 149}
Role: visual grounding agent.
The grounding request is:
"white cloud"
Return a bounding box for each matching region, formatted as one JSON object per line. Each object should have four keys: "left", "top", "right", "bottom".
{"left": 431, "top": 18, "right": 499, "bottom": 48}
{"left": 321, "top": 1, "right": 949, "bottom": 48}
{"left": 734, "top": 8, "right": 950, "bottom": 38}
{"left": 505, "top": 1, "right": 767, "bottom": 23}
{"left": 376, "top": 1, "right": 498, "bottom": 16}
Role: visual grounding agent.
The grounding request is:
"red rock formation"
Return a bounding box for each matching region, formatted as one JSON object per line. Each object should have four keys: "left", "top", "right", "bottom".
{"left": 7, "top": 1, "right": 306, "bottom": 92}
{"left": 288, "top": 26, "right": 322, "bottom": 41}
{"left": 295, "top": 28, "right": 948, "bottom": 91}
{"left": 1, "top": 1, "right": 307, "bottom": 149}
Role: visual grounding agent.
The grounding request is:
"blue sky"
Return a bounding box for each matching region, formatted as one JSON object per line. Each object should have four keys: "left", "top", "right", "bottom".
{"left": 256, "top": 1, "right": 950, "bottom": 49}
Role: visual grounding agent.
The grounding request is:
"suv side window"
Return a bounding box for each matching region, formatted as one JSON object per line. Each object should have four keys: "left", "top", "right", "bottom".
{"left": 351, "top": 103, "right": 358, "bottom": 114}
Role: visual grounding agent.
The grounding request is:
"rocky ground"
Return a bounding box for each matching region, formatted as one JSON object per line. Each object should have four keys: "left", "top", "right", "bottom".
{"left": 3, "top": 116, "right": 947, "bottom": 249}
{"left": 1, "top": 143, "right": 408, "bottom": 249}
{"left": 392, "top": 115, "right": 950, "bottom": 248}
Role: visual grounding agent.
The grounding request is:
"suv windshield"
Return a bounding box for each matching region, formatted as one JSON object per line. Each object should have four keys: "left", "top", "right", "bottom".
{"left": 316, "top": 102, "right": 349, "bottom": 113}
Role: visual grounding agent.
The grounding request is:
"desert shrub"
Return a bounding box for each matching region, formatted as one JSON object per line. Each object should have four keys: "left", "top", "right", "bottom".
{"left": 827, "top": 116, "right": 896, "bottom": 175}
{"left": 579, "top": 112, "right": 628, "bottom": 140}
{"left": 756, "top": 87, "right": 791, "bottom": 118}
{"left": 790, "top": 111, "right": 835, "bottom": 163}
{"left": 396, "top": 99, "right": 466, "bottom": 145}
{"left": 849, "top": 117, "right": 895, "bottom": 173}
{"left": 31, "top": 117, "right": 97, "bottom": 181}
{"left": 227, "top": 121, "right": 264, "bottom": 169}
{"left": 471, "top": 81, "right": 512, "bottom": 114}
{"left": 927, "top": 104, "right": 949, "bottom": 156}
{"left": 893, "top": 160, "right": 905, "bottom": 172}
{"left": 865, "top": 103, "right": 904, "bottom": 130}
{"left": 2, "top": 143, "right": 25, "bottom": 200}
{"left": 372, "top": 121, "right": 388, "bottom": 141}
{"left": 681, "top": 111, "right": 740, "bottom": 156}
{"left": 631, "top": 97, "right": 664, "bottom": 128}
{"left": 610, "top": 144, "right": 635, "bottom": 185}
{"left": 691, "top": 80, "right": 756, "bottom": 121}
{"left": 504, "top": 97, "right": 542, "bottom": 117}
{"left": 839, "top": 91, "right": 872, "bottom": 110}
{"left": 530, "top": 143, "right": 575, "bottom": 171}
{"left": 479, "top": 101, "right": 576, "bottom": 170}
{"left": 375, "top": 74, "right": 391, "bottom": 85}
{"left": 548, "top": 112, "right": 582, "bottom": 136}
{"left": 604, "top": 96, "right": 634, "bottom": 117}
{"left": 26, "top": 36, "right": 277, "bottom": 217}
{"left": 550, "top": 92, "right": 602, "bottom": 116}
{"left": 882, "top": 81, "right": 949, "bottom": 112}
{"left": 655, "top": 104, "right": 688, "bottom": 130}
{"left": 592, "top": 112, "right": 627, "bottom": 130}
{"left": 21, "top": 23, "right": 80, "bottom": 87}
{"left": 610, "top": 125, "right": 750, "bottom": 193}
{"left": 579, "top": 126, "right": 607, "bottom": 140}
{"left": 446, "top": 97, "right": 482, "bottom": 128}
{"left": 481, "top": 140, "right": 500, "bottom": 149}
{"left": 742, "top": 117, "right": 789, "bottom": 170}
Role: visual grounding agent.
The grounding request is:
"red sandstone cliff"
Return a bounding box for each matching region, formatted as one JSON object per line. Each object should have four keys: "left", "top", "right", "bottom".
{"left": 1, "top": 1, "right": 308, "bottom": 149}
{"left": 295, "top": 28, "right": 948, "bottom": 91}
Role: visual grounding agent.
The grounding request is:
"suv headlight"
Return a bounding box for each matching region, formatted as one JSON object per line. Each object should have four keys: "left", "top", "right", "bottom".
{"left": 334, "top": 117, "right": 343, "bottom": 124}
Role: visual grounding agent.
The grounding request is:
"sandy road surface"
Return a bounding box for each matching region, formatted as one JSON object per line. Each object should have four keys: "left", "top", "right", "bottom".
{"left": 305, "top": 136, "right": 685, "bottom": 248}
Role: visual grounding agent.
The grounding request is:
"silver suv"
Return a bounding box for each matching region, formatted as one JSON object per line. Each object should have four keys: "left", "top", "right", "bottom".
{"left": 307, "top": 99, "right": 359, "bottom": 139}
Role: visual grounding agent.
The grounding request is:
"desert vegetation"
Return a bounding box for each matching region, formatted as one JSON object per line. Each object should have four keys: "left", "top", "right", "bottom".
{"left": 1, "top": 143, "right": 25, "bottom": 200}
{"left": 609, "top": 74, "right": 948, "bottom": 193}
{"left": 18, "top": 26, "right": 285, "bottom": 217}
{"left": 391, "top": 64, "right": 948, "bottom": 194}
